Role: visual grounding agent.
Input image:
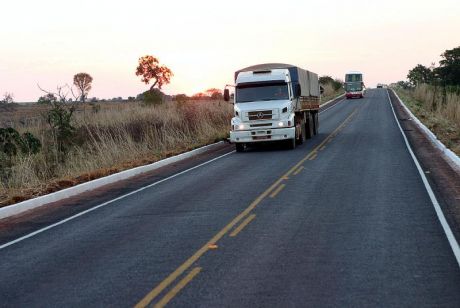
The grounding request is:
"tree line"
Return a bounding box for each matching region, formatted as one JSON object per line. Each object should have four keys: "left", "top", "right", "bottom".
{"left": 401, "top": 46, "right": 460, "bottom": 91}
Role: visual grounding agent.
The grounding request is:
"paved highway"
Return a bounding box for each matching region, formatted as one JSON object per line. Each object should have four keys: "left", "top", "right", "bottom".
{"left": 0, "top": 89, "right": 459, "bottom": 307}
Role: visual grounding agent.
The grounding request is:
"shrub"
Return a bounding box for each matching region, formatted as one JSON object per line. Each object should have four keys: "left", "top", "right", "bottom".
{"left": 45, "top": 101, "right": 76, "bottom": 159}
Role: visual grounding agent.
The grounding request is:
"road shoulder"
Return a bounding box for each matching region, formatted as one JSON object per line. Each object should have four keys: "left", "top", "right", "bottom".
{"left": 388, "top": 89, "right": 460, "bottom": 243}
{"left": 0, "top": 142, "right": 234, "bottom": 245}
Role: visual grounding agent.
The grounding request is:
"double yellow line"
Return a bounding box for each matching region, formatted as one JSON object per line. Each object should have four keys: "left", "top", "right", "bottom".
{"left": 135, "top": 109, "right": 358, "bottom": 308}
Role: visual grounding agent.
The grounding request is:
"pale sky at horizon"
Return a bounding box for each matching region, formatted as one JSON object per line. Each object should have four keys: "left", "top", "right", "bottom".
{"left": 1, "top": 0, "right": 459, "bottom": 102}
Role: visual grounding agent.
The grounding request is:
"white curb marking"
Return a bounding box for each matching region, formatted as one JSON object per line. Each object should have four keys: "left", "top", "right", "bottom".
{"left": 387, "top": 90, "right": 460, "bottom": 267}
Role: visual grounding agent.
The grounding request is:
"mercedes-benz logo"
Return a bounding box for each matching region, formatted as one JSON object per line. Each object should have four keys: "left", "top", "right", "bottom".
{"left": 256, "top": 112, "right": 264, "bottom": 119}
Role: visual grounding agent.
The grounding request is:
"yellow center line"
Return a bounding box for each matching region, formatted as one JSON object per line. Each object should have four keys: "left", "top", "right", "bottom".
{"left": 320, "top": 145, "right": 326, "bottom": 151}
{"left": 269, "top": 183, "right": 286, "bottom": 198}
{"left": 134, "top": 108, "right": 358, "bottom": 307}
{"left": 308, "top": 153, "right": 318, "bottom": 161}
{"left": 230, "top": 214, "right": 256, "bottom": 237}
{"left": 293, "top": 166, "right": 304, "bottom": 175}
{"left": 153, "top": 267, "right": 202, "bottom": 308}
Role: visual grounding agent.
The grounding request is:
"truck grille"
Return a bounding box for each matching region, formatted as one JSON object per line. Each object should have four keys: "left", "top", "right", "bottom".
{"left": 250, "top": 123, "right": 272, "bottom": 127}
{"left": 247, "top": 110, "right": 272, "bottom": 120}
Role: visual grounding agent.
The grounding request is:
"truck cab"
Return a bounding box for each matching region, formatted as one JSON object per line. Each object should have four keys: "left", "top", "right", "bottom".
{"left": 225, "top": 63, "right": 320, "bottom": 152}
{"left": 230, "top": 69, "right": 296, "bottom": 148}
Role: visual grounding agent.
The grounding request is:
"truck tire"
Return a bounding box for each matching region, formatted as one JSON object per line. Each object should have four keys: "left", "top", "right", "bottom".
{"left": 297, "top": 115, "right": 306, "bottom": 145}
{"left": 313, "top": 112, "right": 319, "bottom": 135}
{"left": 235, "top": 143, "right": 245, "bottom": 152}
{"left": 306, "top": 113, "right": 314, "bottom": 139}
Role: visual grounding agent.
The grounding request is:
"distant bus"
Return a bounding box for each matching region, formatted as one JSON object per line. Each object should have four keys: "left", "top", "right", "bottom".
{"left": 344, "top": 71, "right": 365, "bottom": 99}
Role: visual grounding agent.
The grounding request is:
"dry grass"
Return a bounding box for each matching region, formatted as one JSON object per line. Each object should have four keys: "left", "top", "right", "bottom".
{"left": 0, "top": 100, "right": 232, "bottom": 207}
{"left": 320, "top": 83, "right": 344, "bottom": 104}
{"left": 1, "top": 87, "right": 344, "bottom": 207}
{"left": 394, "top": 84, "right": 460, "bottom": 155}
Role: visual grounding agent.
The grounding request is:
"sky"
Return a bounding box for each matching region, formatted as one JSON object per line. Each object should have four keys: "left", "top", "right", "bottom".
{"left": 0, "top": 0, "right": 459, "bottom": 102}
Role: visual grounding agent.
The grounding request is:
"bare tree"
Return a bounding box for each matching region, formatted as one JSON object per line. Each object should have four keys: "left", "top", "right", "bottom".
{"left": 0, "top": 92, "right": 14, "bottom": 104}
{"left": 73, "top": 73, "right": 93, "bottom": 103}
{"left": 37, "top": 84, "right": 78, "bottom": 103}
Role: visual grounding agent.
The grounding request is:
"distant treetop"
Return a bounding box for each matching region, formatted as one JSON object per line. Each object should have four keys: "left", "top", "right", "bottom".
{"left": 135, "top": 55, "right": 173, "bottom": 92}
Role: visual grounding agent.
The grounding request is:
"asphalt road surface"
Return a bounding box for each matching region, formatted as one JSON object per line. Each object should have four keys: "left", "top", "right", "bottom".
{"left": 0, "top": 89, "right": 459, "bottom": 307}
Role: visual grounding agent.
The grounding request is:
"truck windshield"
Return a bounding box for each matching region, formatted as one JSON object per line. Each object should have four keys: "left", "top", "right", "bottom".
{"left": 236, "top": 83, "right": 289, "bottom": 103}
{"left": 345, "top": 83, "right": 362, "bottom": 91}
{"left": 346, "top": 74, "right": 362, "bottom": 82}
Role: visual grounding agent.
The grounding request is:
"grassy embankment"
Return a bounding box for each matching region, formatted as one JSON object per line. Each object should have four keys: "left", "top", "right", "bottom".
{"left": 393, "top": 84, "right": 460, "bottom": 155}
{"left": 0, "top": 85, "right": 344, "bottom": 208}
{"left": 320, "top": 83, "right": 345, "bottom": 104}
{"left": 0, "top": 100, "right": 232, "bottom": 207}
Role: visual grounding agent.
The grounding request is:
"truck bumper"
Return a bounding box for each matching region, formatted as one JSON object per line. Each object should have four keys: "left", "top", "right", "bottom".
{"left": 230, "top": 127, "right": 295, "bottom": 143}
{"left": 346, "top": 92, "right": 363, "bottom": 99}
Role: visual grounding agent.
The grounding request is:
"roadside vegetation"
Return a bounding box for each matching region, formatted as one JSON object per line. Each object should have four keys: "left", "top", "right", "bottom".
{"left": 392, "top": 46, "right": 460, "bottom": 155}
{"left": 0, "top": 56, "right": 343, "bottom": 207}
{"left": 0, "top": 99, "right": 232, "bottom": 207}
{"left": 319, "top": 76, "right": 345, "bottom": 103}
{"left": 0, "top": 55, "right": 232, "bottom": 207}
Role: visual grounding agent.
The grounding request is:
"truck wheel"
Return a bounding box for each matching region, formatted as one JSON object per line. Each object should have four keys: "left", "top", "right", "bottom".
{"left": 306, "top": 113, "right": 314, "bottom": 139}
{"left": 235, "top": 143, "right": 245, "bottom": 152}
{"left": 297, "top": 115, "right": 306, "bottom": 145}
{"left": 313, "top": 112, "right": 319, "bottom": 135}
{"left": 287, "top": 138, "right": 296, "bottom": 150}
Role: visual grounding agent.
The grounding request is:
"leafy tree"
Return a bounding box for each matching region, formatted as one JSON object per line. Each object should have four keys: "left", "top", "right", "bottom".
{"left": 206, "top": 88, "right": 223, "bottom": 99}
{"left": 319, "top": 76, "right": 343, "bottom": 91}
{"left": 21, "top": 132, "right": 42, "bottom": 154}
{"left": 137, "top": 89, "right": 164, "bottom": 105}
{"left": 73, "top": 72, "right": 93, "bottom": 102}
{"left": 135, "top": 55, "right": 173, "bottom": 93}
{"left": 0, "top": 128, "right": 41, "bottom": 157}
{"left": 37, "top": 93, "right": 58, "bottom": 105}
{"left": 192, "top": 92, "right": 207, "bottom": 100}
{"left": 37, "top": 84, "right": 77, "bottom": 160}
{"left": 0, "top": 128, "right": 41, "bottom": 182}
{"left": 174, "top": 94, "right": 188, "bottom": 104}
{"left": 434, "top": 46, "right": 460, "bottom": 86}
{"left": 46, "top": 102, "right": 75, "bottom": 157}
{"left": 319, "top": 76, "right": 334, "bottom": 85}
{"left": 395, "top": 80, "right": 412, "bottom": 89}
{"left": 0, "top": 128, "right": 21, "bottom": 157}
{"left": 407, "top": 64, "right": 433, "bottom": 86}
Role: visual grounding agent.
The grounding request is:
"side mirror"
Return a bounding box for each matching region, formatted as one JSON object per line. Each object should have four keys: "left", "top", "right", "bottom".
{"left": 224, "top": 89, "right": 230, "bottom": 102}
{"left": 320, "top": 85, "right": 324, "bottom": 95}
{"left": 295, "top": 84, "right": 301, "bottom": 97}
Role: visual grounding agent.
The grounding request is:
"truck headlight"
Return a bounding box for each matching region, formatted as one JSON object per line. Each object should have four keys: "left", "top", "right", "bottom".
{"left": 233, "top": 124, "right": 245, "bottom": 131}
{"left": 278, "top": 121, "right": 284, "bottom": 127}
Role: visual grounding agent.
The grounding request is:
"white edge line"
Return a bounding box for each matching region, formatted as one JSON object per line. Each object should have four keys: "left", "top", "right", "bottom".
{"left": 392, "top": 90, "right": 460, "bottom": 170}
{"left": 0, "top": 141, "right": 226, "bottom": 220}
{"left": 320, "top": 93, "right": 346, "bottom": 108}
{"left": 0, "top": 94, "right": 345, "bottom": 248}
{"left": 0, "top": 150, "right": 235, "bottom": 250}
{"left": 387, "top": 90, "right": 460, "bottom": 267}
{"left": 319, "top": 96, "right": 346, "bottom": 114}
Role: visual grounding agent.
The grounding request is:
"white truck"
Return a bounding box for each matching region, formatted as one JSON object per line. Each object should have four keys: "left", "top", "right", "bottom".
{"left": 224, "top": 63, "right": 321, "bottom": 152}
